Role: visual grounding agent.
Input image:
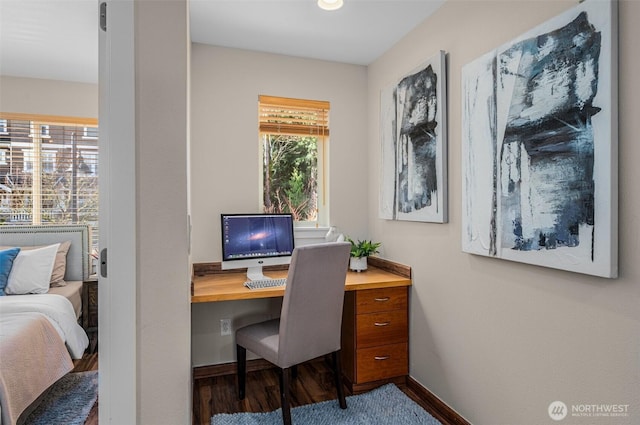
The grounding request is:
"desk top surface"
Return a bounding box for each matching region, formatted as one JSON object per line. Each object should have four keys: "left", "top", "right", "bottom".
{"left": 191, "top": 265, "right": 411, "bottom": 303}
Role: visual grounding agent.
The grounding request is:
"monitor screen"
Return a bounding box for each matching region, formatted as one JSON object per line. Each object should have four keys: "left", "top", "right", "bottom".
{"left": 221, "top": 213, "right": 295, "bottom": 280}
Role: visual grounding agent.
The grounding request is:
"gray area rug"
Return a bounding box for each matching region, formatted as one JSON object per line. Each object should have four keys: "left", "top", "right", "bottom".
{"left": 23, "top": 371, "right": 98, "bottom": 425}
{"left": 211, "top": 383, "right": 441, "bottom": 425}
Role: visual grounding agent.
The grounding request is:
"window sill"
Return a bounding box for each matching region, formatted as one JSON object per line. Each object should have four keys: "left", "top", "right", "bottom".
{"left": 294, "top": 227, "right": 330, "bottom": 245}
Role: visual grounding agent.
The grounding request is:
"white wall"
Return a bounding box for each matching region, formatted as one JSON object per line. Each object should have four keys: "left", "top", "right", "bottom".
{"left": 2, "top": 4, "right": 193, "bottom": 422}
{"left": 368, "top": 1, "right": 640, "bottom": 424}
{"left": 189, "top": 44, "right": 368, "bottom": 366}
{"left": 0, "top": 76, "right": 97, "bottom": 117}
{"left": 5, "top": 2, "right": 639, "bottom": 423}
{"left": 135, "top": 0, "right": 191, "bottom": 423}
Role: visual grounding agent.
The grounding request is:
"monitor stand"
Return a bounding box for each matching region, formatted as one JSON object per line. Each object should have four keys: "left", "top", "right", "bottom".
{"left": 246, "top": 266, "right": 269, "bottom": 281}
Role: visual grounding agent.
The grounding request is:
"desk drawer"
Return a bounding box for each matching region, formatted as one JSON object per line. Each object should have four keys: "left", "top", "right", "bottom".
{"left": 355, "top": 287, "right": 407, "bottom": 314}
{"left": 356, "top": 310, "right": 407, "bottom": 348}
{"left": 355, "top": 342, "right": 408, "bottom": 383}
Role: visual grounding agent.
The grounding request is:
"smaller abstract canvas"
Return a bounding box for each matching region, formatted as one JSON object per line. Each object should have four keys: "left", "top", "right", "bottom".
{"left": 380, "top": 50, "right": 448, "bottom": 223}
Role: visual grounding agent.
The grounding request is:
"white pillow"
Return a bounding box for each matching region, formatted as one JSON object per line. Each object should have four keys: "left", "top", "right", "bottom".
{"left": 5, "top": 243, "right": 60, "bottom": 295}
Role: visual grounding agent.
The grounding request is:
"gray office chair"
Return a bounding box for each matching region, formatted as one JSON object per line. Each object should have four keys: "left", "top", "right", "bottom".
{"left": 236, "top": 242, "right": 351, "bottom": 425}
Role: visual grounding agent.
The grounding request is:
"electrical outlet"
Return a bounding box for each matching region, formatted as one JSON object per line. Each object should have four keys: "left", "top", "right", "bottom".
{"left": 220, "top": 318, "right": 232, "bottom": 336}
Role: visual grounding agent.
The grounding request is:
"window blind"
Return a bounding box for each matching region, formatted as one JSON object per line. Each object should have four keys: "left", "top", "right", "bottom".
{"left": 0, "top": 113, "right": 98, "bottom": 235}
{"left": 258, "top": 95, "right": 330, "bottom": 137}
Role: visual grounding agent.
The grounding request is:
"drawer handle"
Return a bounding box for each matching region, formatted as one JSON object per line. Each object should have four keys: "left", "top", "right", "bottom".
{"left": 374, "top": 355, "right": 391, "bottom": 361}
{"left": 374, "top": 297, "right": 390, "bottom": 302}
{"left": 374, "top": 321, "right": 390, "bottom": 327}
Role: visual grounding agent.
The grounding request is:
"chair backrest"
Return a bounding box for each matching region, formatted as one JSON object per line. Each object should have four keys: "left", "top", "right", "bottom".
{"left": 277, "top": 242, "right": 351, "bottom": 368}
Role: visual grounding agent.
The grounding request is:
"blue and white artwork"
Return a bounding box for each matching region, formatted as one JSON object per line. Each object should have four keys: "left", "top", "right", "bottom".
{"left": 462, "top": 0, "right": 617, "bottom": 278}
{"left": 380, "top": 50, "right": 447, "bottom": 223}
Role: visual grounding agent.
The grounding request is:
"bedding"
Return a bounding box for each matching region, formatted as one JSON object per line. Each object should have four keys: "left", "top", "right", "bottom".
{"left": 0, "top": 241, "right": 83, "bottom": 318}
{"left": 0, "top": 248, "right": 20, "bottom": 296}
{"left": 0, "top": 312, "right": 74, "bottom": 425}
{"left": 0, "top": 225, "right": 91, "bottom": 283}
{"left": 4, "top": 244, "right": 60, "bottom": 295}
{"left": 0, "top": 241, "right": 71, "bottom": 287}
{"left": 0, "top": 293, "right": 88, "bottom": 359}
{"left": 0, "top": 225, "right": 93, "bottom": 423}
{"left": 47, "top": 281, "right": 83, "bottom": 320}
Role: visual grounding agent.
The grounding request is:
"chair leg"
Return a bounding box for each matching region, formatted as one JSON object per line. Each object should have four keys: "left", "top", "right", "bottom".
{"left": 279, "top": 367, "right": 292, "bottom": 425}
{"left": 236, "top": 345, "right": 246, "bottom": 400}
{"left": 332, "top": 350, "right": 347, "bottom": 409}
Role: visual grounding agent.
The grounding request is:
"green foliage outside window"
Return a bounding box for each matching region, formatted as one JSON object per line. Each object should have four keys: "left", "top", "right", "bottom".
{"left": 262, "top": 134, "right": 317, "bottom": 222}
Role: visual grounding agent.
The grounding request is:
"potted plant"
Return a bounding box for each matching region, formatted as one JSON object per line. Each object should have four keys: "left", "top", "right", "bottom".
{"left": 346, "top": 237, "right": 381, "bottom": 272}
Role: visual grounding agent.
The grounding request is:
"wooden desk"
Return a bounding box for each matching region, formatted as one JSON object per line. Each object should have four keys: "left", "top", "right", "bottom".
{"left": 191, "top": 258, "right": 411, "bottom": 393}
{"left": 192, "top": 265, "right": 410, "bottom": 303}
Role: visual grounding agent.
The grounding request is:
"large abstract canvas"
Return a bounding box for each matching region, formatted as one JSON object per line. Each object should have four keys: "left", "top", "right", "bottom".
{"left": 380, "top": 50, "right": 447, "bottom": 223}
{"left": 461, "top": 0, "right": 617, "bottom": 278}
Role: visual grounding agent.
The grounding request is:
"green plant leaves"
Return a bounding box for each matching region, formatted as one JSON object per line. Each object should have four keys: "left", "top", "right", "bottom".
{"left": 346, "top": 237, "right": 381, "bottom": 258}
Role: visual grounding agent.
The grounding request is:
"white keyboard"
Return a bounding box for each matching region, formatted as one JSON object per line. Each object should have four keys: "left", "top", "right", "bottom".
{"left": 244, "top": 278, "right": 287, "bottom": 290}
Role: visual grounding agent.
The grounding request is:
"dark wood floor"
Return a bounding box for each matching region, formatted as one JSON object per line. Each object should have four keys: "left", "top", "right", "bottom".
{"left": 74, "top": 354, "right": 442, "bottom": 425}
{"left": 72, "top": 352, "right": 98, "bottom": 425}
{"left": 193, "top": 358, "right": 438, "bottom": 425}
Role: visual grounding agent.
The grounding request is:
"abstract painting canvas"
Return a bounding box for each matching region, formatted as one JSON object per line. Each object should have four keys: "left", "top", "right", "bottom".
{"left": 380, "top": 50, "right": 447, "bottom": 223}
{"left": 461, "top": 0, "right": 617, "bottom": 278}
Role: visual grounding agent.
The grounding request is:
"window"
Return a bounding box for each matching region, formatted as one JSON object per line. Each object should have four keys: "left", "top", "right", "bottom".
{"left": 83, "top": 126, "right": 98, "bottom": 139}
{"left": 0, "top": 119, "right": 7, "bottom": 134}
{"left": 258, "top": 95, "right": 329, "bottom": 227}
{"left": 0, "top": 114, "right": 99, "bottom": 240}
{"left": 30, "top": 123, "right": 50, "bottom": 138}
{"left": 22, "top": 149, "right": 56, "bottom": 173}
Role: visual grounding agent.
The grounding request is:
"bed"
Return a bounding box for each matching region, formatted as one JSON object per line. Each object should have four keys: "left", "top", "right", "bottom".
{"left": 0, "top": 225, "right": 92, "bottom": 425}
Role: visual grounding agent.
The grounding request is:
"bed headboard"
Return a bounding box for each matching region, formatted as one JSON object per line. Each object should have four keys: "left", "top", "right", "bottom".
{"left": 0, "top": 225, "right": 92, "bottom": 281}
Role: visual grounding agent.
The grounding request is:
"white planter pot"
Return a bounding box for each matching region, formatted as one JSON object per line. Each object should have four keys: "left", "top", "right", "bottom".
{"left": 349, "top": 256, "right": 368, "bottom": 272}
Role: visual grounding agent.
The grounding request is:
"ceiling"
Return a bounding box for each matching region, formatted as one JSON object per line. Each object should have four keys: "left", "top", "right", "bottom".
{"left": 0, "top": 0, "right": 444, "bottom": 85}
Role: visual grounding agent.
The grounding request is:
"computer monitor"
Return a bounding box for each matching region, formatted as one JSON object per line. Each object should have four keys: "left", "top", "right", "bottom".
{"left": 220, "top": 213, "right": 295, "bottom": 281}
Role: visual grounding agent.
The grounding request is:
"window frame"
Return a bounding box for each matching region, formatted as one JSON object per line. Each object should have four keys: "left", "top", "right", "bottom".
{"left": 22, "top": 148, "right": 57, "bottom": 173}
{"left": 258, "top": 133, "right": 326, "bottom": 228}
{"left": 0, "top": 113, "right": 98, "bottom": 229}
{"left": 258, "top": 95, "right": 330, "bottom": 228}
{"left": 83, "top": 126, "right": 99, "bottom": 139}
